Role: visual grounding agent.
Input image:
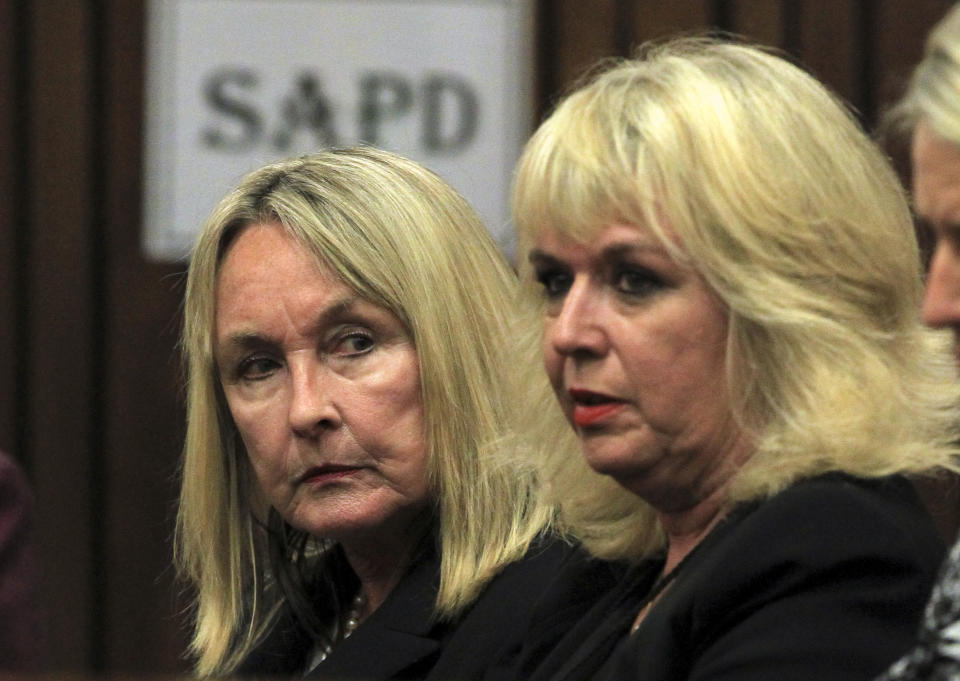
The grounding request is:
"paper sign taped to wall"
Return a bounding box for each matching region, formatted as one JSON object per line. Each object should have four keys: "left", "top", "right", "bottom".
{"left": 142, "top": 0, "right": 533, "bottom": 261}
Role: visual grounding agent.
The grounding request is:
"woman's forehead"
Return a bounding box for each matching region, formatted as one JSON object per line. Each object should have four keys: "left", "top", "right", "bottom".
{"left": 527, "top": 211, "right": 684, "bottom": 255}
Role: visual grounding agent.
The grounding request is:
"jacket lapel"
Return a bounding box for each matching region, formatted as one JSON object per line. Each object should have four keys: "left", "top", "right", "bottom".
{"left": 309, "top": 544, "right": 444, "bottom": 679}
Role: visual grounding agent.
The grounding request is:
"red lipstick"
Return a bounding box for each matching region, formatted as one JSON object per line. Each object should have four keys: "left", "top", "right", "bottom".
{"left": 568, "top": 389, "right": 624, "bottom": 428}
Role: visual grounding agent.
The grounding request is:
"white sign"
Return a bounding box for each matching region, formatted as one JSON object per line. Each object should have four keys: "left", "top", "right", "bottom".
{"left": 143, "top": 0, "right": 534, "bottom": 261}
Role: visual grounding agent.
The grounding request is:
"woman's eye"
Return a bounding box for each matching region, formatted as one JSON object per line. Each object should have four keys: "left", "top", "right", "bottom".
{"left": 238, "top": 356, "right": 280, "bottom": 381}
{"left": 535, "top": 269, "right": 573, "bottom": 298}
{"left": 336, "top": 332, "right": 375, "bottom": 356}
{"left": 615, "top": 267, "right": 664, "bottom": 296}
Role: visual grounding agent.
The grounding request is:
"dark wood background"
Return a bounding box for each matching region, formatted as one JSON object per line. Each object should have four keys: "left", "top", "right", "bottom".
{"left": 0, "top": 0, "right": 952, "bottom": 674}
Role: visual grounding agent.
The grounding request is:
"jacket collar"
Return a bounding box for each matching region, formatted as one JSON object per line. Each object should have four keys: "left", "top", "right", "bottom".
{"left": 236, "top": 540, "right": 445, "bottom": 678}
{"left": 309, "top": 540, "right": 444, "bottom": 678}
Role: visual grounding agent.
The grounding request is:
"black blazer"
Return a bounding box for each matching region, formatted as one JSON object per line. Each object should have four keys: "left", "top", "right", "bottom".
{"left": 237, "top": 536, "right": 623, "bottom": 680}
{"left": 517, "top": 474, "right": 945, "bottom": 681}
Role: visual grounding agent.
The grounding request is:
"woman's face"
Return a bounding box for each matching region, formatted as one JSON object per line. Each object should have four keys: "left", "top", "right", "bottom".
{"left": 214, "top": 223, "right": 430, "bottom": 545}
{"left": 913, "top": 119, "right": 960, "bottom": 362}
{"left": 529, "top": 223, "right": 744, "bottom": 510}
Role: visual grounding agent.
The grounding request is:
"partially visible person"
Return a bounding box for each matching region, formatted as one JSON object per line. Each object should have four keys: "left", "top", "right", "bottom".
{"left": 0, "top": 450, "right": 43, "bottom": 671}
{"left": 875, "top": 5, "right": 960, "bottom": 679}
{"left": 508, "top": 37, "right": 960, "bottom": 681}
{"left": 176, "top": 146, "right": 617, "bottom": 679}
{"left": 898, "top": 5, "right": 960, "bottom": 348}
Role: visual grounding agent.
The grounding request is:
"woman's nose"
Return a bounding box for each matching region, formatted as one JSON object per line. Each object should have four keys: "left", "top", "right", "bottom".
{"left": 288, "top": 362, "right": 341, "bottom": 437}
{"left": 548, "top": 280, "right": 609, "bottom": 358}
{"left": 923, "top": 241, "right": 960, "bottom": 329}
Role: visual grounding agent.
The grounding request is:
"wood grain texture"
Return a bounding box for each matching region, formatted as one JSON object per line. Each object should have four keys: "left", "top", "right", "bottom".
{"left": 0, "top": 0, "right": 19, "bottom": 459}
{"left": 727, "top": 0, "right": 786, "bottom": 46}
{"left": 630, "top": 0, "right": 713, "bottom": 44}
{"left": 26, "top": 0, "right": 95, "bottom": 671}
{"left": 99, "top": 0, "right": 190, "bottom": 671}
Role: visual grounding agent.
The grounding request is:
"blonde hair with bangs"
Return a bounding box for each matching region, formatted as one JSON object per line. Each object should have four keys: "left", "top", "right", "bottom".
{"left": 178, "top": 146, "right": 569, "bottom": 675}
{"left": 513, "top": 37, "right": 960, "bottom": 560}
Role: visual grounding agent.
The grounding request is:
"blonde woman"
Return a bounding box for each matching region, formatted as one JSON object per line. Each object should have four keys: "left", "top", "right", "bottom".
{"left": 176, "top": 147, "right": 615, "bottom": 678}
{"left": 510, "top": 37, "right": 960, "bottom": 681}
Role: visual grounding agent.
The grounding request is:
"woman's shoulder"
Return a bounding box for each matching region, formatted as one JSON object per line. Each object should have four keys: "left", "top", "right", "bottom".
{"left": 743, "top": 473, "right": 942, "bottom": 558}
{"left": 457, "top": 533, "right": 629, "bottom": 634}
{"left": 701, "top": 472, "right": 945, "bottom": 588}
{"left": 597, "top": 474, "right": 947, "bottom": 681}
{"left": 429, "top": 535, "right": 629, "bottom": 681}
{"left": 502, "top": 535, "right": 632, "bottom": 627}
{"left": 504, "top": 534, "right": 628, "bottom": 582}
{"left": 768, "top": 471, "right": 924, "bottom": 511}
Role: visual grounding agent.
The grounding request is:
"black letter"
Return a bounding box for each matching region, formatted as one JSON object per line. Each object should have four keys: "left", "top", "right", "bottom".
{"left": 358, "top": 73, "right": 413, "bottom": 145}
{"left": 272, "top": 73, "right": 339, "bottom": 150}
{"left": 201, "top": 67, "right": 262, "bottom": 151}
{"left": 422, "top": 74, "right": 478, "bottom": 153}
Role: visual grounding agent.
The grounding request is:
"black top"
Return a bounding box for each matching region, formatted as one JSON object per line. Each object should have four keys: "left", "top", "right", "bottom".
{"left": 515, "top": 474, "right": 945, "bottom": 681}
{"left": 237, "top": 535, "right": 624, "bottom": 680}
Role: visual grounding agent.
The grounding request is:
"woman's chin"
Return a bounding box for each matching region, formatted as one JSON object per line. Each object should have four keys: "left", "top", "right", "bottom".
{"left": 580, "top": 438, "right": 657, "bottom": 477}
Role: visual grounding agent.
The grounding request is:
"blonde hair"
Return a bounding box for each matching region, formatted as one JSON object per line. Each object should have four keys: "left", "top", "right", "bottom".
{"left": 177, "top": 146, "right": 570, "bottom": 674}
{"left": 513, "top": 37, "right": 960, "bottom": 560}
{"left": 886, "top": 4, "right": 960, "bottom": 145}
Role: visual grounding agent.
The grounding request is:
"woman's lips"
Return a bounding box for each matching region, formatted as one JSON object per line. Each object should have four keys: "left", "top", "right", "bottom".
{"left": 300, "top": 465, "right": 362, "bottom": 485}
{"left": 568, "top": 388, "right": 625, "bottom": 428}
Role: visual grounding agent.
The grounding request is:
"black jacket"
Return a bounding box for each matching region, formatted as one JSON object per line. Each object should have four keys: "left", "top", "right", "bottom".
{"left": 238, "top": 536, "right": 623, "bottom": 680}
{"left": 517, "top": 474, "right": 945, "bottom": 681}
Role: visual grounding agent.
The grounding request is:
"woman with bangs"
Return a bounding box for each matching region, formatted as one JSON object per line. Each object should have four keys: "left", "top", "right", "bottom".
{"left": 508, "top": 37, "right": 960, "bottom": 681}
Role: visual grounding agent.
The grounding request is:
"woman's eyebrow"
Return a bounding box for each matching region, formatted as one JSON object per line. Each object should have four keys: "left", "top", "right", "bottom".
{"left": 216, "top": 296, "right": 360, "bottom": 354}
{"left": 528, "top": 249, "right": 562, "bottom": 266}
{"left": 528, "top": 241, "right": 666, "bottom": 265}
{"left": 599, "top": 242, "right": 666, "bottom": 258}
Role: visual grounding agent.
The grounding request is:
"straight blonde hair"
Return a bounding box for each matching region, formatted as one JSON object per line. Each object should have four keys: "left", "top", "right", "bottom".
{"left": 178, "top": 147, "right": 571, "bottom": 674}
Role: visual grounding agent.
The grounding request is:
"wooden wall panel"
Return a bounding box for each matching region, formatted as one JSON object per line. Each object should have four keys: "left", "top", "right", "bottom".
{"left": 795, "top": 0, "right": 862, "bottom": 110}
{"left": 27, "top": 0, "right": 96, "bottom": 671}
{"left": 631, "top": 0, "right": 713, "bottom": 44}
{"left": 539, "top": 1, "right": 716, "bottom": 114}
{"left": 542, "top": 0, "right": 620, "bottom": 104}
{"left": 872, "top": 0, "right": 954, "bottom": 174}
{"left": 0, "top": 0, "right": 19, "bottom": 459}
{"left": 100, "top": 0, "right": 189, "bottom": 671}
{"left": 727, "top": 0, "right": 786, "bottom": 47}
{"left": 874, "top": 0, "right": 953, "bottom": 107}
